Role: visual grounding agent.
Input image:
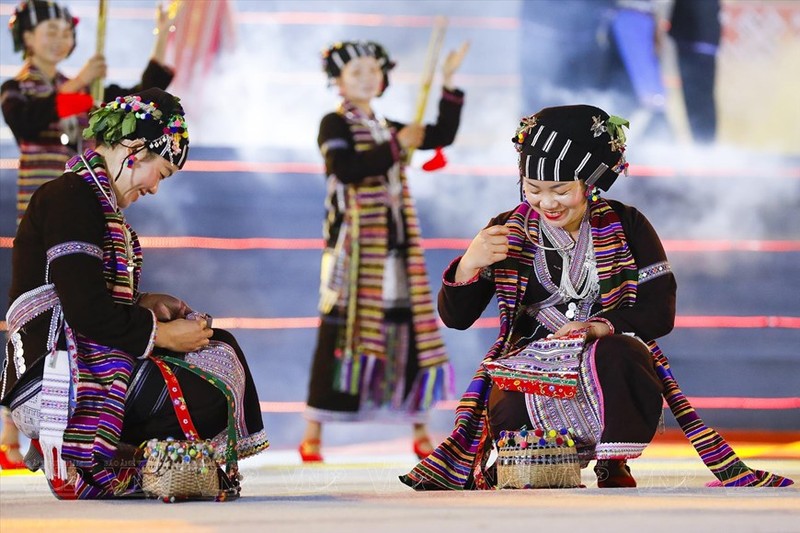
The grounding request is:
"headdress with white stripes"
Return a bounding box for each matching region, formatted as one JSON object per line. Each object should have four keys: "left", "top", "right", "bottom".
{"left": 9, "top": 0, "right": 77, "bottom": 56}
{"left": 322, "top": 40, "right": 396, "bottom": 96}
{"left": 512, "top": 105, "right": 629, "bottom": 191}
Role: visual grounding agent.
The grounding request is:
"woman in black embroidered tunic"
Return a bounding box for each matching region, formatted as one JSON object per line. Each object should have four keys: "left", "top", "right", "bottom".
{"left": 300, "top": 40, "right": 468, "bottom": 462}
{"left": 401, "top": 105, "right": 793, "bottom": 490}
{"left": 0, "top": 1, "right": 176, "bottom": 470}
{"left": 2, "top": 88, "right": 268, "bottom": 499}
{"left": 404, "top": 105, "right": 671, "bottom": 489}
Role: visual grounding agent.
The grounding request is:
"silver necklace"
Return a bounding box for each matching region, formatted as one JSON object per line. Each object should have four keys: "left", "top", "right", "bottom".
{"left": 538, "top": 213, "right": 599, "bottom": 302}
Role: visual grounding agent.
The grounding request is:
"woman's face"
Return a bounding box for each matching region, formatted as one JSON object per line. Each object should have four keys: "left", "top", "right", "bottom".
{"left": 336, "top": 56, "right": 383, "bottom": 105}
{"left": 113, "top": 150, "right": 178, "bottom": 209}
{"left": 23, "top": 19, "right": 73, "bottom": 65}
{"left": 523, "top": 179, "right": 588, "bottom": 234}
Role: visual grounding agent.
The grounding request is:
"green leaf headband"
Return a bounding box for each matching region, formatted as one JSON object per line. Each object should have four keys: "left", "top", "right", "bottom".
{"left": 83, "top": 94, "right": 190, "bottom": 168}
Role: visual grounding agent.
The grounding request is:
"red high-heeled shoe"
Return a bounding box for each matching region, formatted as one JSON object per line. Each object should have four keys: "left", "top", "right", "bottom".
{"left": 0, "top": 443, "right": 27, "bottom": 470}
{"left": 298, "top": 439, "right": 323, "bottom": 463}
{"left": 413, "top": 437, "right": 434, "bottom": 460}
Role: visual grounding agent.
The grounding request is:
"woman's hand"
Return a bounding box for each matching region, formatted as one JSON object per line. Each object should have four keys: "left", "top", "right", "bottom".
{"left": 138, "top": 293, "right": 189, "bottom": 321}
{"left": 442, "top": 41, "right": 470, "bottom": 90}
{"left": 552, "top": 320, "right": 612, "bottom": 342}
{"left": 59, "top": 55, "right": 106, "bottom": 93}
{"left": 154, "top": 317, "right": 212, "bottom": 353}
{"left": 455, "top": 224, "right": 510, "bottom": 283}
{"left": 151, "top": 2, "right": 179, "bottom": 64}
{"left": 396, "top": 123, "right": 425, "bottom": 151}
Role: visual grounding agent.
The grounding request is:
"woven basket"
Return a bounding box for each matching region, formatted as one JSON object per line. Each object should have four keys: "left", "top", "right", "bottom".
{"left": 496, "top": 445, "right": 581, "bottom": 489}
{"left": 141, "top": 440, "right": 219, "bottom": 500}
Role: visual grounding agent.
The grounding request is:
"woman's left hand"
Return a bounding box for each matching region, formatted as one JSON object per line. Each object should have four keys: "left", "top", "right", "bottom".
{"left": 138, "top": 293, "right": 189, "bottom": 321}
{"left": 552, "top": 320, "right": 611, "bottom": 342}
{"left": 442, "top": 41, "right": 470, "bottom": 89}
{"left": 154, "top": 2, "right": 178, "bottom": 36}
{"left": 151, "top": 2, "right": 180, "bottom": 63}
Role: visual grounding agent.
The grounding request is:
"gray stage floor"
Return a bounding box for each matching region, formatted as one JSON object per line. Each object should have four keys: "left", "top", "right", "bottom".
{"left": 1, "top": 454, "right": 798, "bottom": 533}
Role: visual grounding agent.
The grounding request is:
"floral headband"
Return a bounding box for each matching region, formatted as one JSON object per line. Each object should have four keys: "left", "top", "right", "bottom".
{"left": 84, "top": 95, "right": 190, "bottom": 169}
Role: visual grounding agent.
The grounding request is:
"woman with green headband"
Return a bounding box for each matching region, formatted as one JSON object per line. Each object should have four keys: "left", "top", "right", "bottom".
{"left": 0, "top": 0, "right": 177, "bottom": 471}
{"left": 1, "top": 88, "right": 269, "bottom": 500}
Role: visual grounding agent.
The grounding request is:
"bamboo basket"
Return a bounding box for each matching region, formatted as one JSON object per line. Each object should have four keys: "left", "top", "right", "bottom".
{"left": 141, "top": 439, "right": 219, "bottom": 501}
{"left": 496, "top": 445, "right": 581, "bottom": 489}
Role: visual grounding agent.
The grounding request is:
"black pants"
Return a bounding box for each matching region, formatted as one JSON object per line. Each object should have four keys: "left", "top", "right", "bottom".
{"left": 119, "top": 329, "right": 263, "bottom": 446}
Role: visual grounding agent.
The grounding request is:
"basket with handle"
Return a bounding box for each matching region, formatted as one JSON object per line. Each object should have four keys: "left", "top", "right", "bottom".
{"left": 139, "top": 354, "right": 240, "bottom": 502}
{"left": 141, "top": 438, "right": 219, "bottom": 500}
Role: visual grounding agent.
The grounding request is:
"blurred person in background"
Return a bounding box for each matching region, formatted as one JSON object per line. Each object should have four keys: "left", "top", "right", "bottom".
{"left": 300, "top": 40, "right": 468, "bottom": 463}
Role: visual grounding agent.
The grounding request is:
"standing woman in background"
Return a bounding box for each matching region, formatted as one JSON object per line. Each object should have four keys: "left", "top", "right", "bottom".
{"left": 0, "top": 0, "right": 175, "bottom": 471}
{"left": 300, "top": 40, "right": 468, "bottom": 462}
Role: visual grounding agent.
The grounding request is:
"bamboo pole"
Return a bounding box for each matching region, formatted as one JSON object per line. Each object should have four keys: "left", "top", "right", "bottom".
{"left": 90, "top": 0, "right": 107, "bottom": 105}
{"left": 404, "top": 16, "right": 448, "bottom": 165}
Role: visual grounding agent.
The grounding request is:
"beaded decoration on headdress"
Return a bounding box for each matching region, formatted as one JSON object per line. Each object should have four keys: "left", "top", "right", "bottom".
{"left": 588, "top": 114, "right": 630, "bottom": 200}
{"left": 84, "top": 94, "right": 189, "bottom": 167}
{"left": 598, "top": 114, "right": 630, "bottom": 172}
{"left": 511, "top": 114, "right": 539, "bottom": 153}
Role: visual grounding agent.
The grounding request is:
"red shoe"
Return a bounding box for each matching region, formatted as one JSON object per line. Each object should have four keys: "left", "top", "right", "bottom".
{"left": 413, "top": 437, "right": 434, "bottom": 460}
{"left": 32, "top": 440, "right": 78, "bottom": 500}
{"left": 594, "top": 459, "right": 637, "bottom": 488}
{"left": 0, "top": 443, "right": 26, "bottom": 470}
{"left": 298, "top": 439, "right": 323, "bottom": 463}
{"left": 47, "top": 471, "right": 78, "bottom": 500}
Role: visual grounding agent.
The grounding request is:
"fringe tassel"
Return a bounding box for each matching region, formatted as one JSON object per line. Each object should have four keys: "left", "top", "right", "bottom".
{"left": 405, "top": 363, "right": 454, "bottom": 412}
{"left": 333, "top": 350, "right": 365, "bottom": 396}
{"left": 40, "top": 350, "right": 71, "bottom": 481}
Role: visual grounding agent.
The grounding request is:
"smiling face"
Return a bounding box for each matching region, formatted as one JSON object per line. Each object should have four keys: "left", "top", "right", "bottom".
{"left": 335, "top": 55, "right": 383, "bottom": 107}
{"left": 23, "top": 18, "right": 73, "bottom": 65}
{"left": 523, "top": 179, "right": 588, "bottom": 234}
{"left": 112, "top": 149, "right": 178, "bottom": 209}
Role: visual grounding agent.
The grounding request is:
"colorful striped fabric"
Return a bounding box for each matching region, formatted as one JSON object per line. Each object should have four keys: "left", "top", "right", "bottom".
{"left": 56, "top": 152, "right": 144, "bottom": 498}
{"left": 648, "top": 341, "right": 793, "bottom": 487}
{"left": 401, "top": 199, "right": 793, "bottom": 490}
{"left": 7, "top": 63, "right": 88, "bottom": 225}
{"left": 329, "top": 101, "right": 451, "bottom": 412}
{"left": 67, "top": 151, "right": 141, "bottom": 303}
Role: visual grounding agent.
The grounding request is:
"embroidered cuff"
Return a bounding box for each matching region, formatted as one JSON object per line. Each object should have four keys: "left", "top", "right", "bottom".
{"left": 588, "top": 316, "right": 615, "bottom": 335}
{"left": 442, "top": 257, "right": 481, "bottom": 287}
{"left": 638, "top": 260, "right": 671, "bottom": 284}
{"left": 141, "top": 309, "right": 157, "bottom": 359}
